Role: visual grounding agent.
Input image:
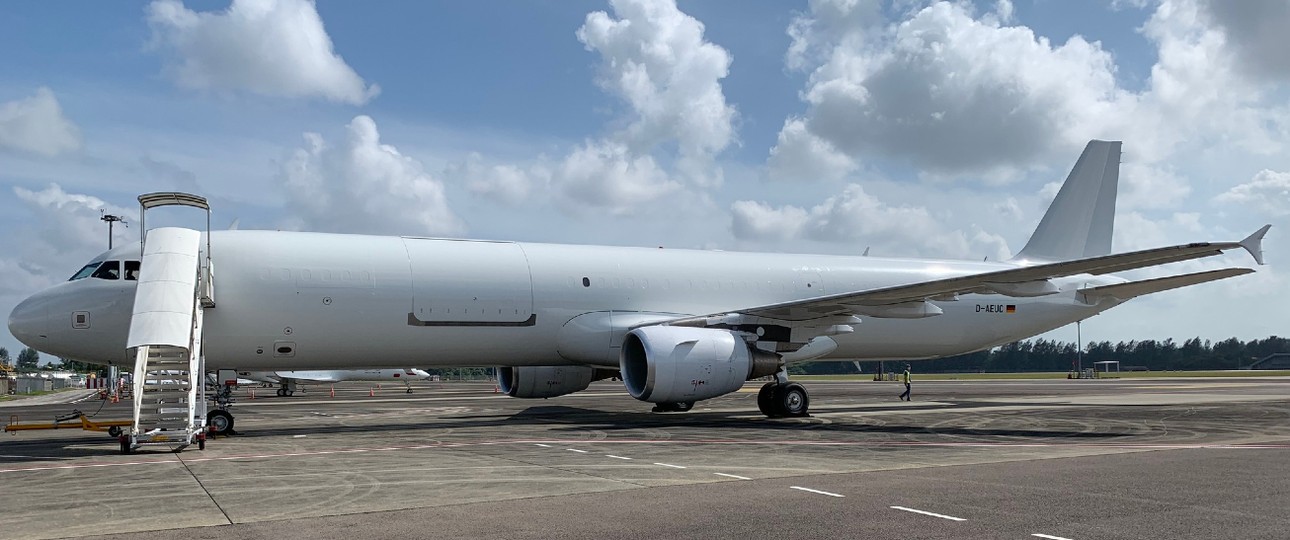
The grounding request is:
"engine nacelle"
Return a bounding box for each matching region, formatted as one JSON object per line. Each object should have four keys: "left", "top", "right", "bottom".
{"left": 620, "top": 326, "right": 779, "bottom": 403}
{"left": 496, "top": 366, "right": 598, "bottom": 398}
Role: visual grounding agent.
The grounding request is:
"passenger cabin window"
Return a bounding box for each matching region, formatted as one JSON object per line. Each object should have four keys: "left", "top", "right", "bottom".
{"left": 91, "top": 261, "right": 121, "bottom": 280}
{"left": 124, "top": 260, "right": 141, "bottom": 281}
{"left": 69, "top": 262, "right": 101, "bottom": 281}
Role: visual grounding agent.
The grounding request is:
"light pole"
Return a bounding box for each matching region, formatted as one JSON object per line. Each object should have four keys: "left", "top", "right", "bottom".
{"left": 100, "top": 212, "right": 126, "bottom": 249}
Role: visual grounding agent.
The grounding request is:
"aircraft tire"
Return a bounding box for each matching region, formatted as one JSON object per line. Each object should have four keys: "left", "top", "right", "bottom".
{"left": 757, "top": 383, "right": 777, "bottom": 416}
{"left": 674, "top": 401, "right": 694, "bottom": 412}
{"left": 276, "top": 388, "right": 285, "bottom": 397}
{"left": 208, "top": 410, "right": 235, "bottom": 436}
{"left": 778, "top": 383, "right": 810, "bottom": 417}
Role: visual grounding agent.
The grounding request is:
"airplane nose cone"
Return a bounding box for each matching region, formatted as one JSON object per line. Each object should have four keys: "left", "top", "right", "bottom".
{"left": 7, "top": 294, "right": 49, "bottom": 348}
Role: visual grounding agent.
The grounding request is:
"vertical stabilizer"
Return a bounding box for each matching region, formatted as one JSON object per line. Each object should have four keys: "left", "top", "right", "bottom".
{"left": 1014, "top": 140, "right": 1121, "bottom": 262}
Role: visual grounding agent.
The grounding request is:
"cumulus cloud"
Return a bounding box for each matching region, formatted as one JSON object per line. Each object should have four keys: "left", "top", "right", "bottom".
{"left": 577, "top": 0, "right": 736, "bottom": 186}
{"left": 13, "top": 184, "right": 134, "bottom": 255}
{"left": 147, "top": 0, "right": 378, "bottom": 104}
{"left": 774, "top": 1, "right": 1132, "bottom": 177}
{"left": 1194, "top": 0, "right": 1290, "bottom": 82}
{"left": 444, "top": 153, "right": 543, "bottom": 207}
{"left": 731, "top": 184, "right": 1007, "bottom": 259}
{"left": 551, "top": 0, "right": 735, "bottom": 213}
{"left": 766, "top": 117, "right": 856, "bottom": 182}
{"left": 281, "top": 115, "right": 463, "bottom": 236}
{"left": 0, "top": 88, "right": 81, "bottom": 157}
{"left": 1215, "top": 169, "right": 1290, "bottom": 217}
{"left": 554, "top": 140, "right": 683, "bottom": 215}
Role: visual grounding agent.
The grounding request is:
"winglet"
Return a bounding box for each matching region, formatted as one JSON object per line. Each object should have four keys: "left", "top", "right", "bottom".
{"left": 1240, "top": 224, "right": 1271, "bottom": 265}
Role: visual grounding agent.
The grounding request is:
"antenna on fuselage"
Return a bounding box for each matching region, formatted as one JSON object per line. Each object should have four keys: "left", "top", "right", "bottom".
{"left": 100, "top": 211, "right": 127, "bottom": 250}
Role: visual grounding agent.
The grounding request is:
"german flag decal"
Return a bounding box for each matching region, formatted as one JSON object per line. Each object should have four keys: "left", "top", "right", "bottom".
{"left": 1006, "top": 305, "right": 1017, "bottom": 313}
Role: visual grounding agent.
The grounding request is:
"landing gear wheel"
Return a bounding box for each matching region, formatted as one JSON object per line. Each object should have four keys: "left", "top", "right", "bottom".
{"left": 276, "top": 388, "right": 286, "bottom": 397}
{"left": 107, "top": 426, "right": 121, "bottom": 438}
{"left": 757, "top": 383, "right": 776, "bottom": 416}
{"left": 285, "top": 390, "right": 294, "bottom": 397}
{"left": 406, "top": 388, "right": 413, "bottom": 394}
{"left": 207, "top": 410, "right": 235, "bottom": 436}
{"left": 778, "top": 383, "right": 810, "bottom": 417}
{"left": 650, "top": 401, "right": 696, "bottom": 413}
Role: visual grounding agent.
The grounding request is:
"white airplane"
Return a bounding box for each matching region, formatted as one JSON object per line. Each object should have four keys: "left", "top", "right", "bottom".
{"left": 238, "top": 368, "right": 433, "bottom": 395}
{"left": 6, "top": 141, "right": 1268, "bottom": 432}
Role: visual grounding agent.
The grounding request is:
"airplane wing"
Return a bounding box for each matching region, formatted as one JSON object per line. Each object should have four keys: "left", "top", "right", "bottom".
{"left": 1076, "top": 268, "right": 1253, "bottom": 302}
{"left": 668, "top": 225, "right": 1269, "bottom": 325}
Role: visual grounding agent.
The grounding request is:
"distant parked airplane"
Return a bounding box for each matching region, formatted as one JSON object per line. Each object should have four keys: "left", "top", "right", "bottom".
{"left": 239, "top": 368, "right": 433, "bottom": 395}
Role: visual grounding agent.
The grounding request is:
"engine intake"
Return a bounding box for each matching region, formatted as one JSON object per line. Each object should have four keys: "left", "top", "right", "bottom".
{"left": 620, "top": 326, "right": 780, "bottom": 403}
{"left": 497, "top": 366, "right": 605, "bottom": 398}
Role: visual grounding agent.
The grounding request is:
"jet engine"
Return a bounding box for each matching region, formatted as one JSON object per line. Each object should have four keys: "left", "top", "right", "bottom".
{"left": 620, "top": 326, "right": 780, "bottom": 404}
{"left": 496, "top": 366, "right": 606, "bottom": 398}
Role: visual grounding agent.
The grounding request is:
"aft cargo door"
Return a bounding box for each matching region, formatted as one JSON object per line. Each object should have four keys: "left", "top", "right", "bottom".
{"left": 403, "top": 238, "right": 535, "bottom": 326}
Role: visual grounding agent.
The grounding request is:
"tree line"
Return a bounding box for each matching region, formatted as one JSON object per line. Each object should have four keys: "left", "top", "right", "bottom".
{"left": 798, "top": 336, "right": 1289, "bottom": 374}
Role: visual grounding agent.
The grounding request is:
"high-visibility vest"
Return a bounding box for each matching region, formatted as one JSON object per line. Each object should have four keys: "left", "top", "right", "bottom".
{"left": 902, "top": 370, "right": 911, "bottom": 384}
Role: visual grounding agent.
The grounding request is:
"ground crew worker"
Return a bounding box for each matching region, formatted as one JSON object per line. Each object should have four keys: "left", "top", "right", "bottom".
{"left": 898, "top": 365, "right": 912, "bottom": 401}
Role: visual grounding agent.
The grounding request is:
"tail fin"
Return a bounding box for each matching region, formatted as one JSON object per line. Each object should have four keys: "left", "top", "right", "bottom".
{"left": 1014, "top": 140, "right": 1121, "bottom": 262}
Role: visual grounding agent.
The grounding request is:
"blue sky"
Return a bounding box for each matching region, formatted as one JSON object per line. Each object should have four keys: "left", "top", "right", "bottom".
{"left": 2, "top": 0, "right": 1287, "bottom": 358}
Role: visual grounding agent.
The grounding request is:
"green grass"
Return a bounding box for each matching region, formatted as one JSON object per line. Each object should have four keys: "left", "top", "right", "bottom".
{"left": 796, "top": 370, "right": 1290, "bottom": 381}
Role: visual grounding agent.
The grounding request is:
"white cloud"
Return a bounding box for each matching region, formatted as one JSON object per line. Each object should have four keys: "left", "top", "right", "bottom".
{"left": 13, "top": 184, "right": 133, "bottom": 255}
{"left": 731, "top": 184, "right": 1005, "bottom": 259}
{"left": 553, "top": 140, "right": 682, "bottom": 215}
{"left": 1194, "top": 0, "right": 1290, "bottom": 82}
{"left": 766, "top": 117, "right": 857, "bottom": 182}
{"left": 1136, "top": 0, "right": 1286, "bottom": 158}
{"left": 0, "top": 88, "right": 81, "bottom": 157}
{"left": 1215, "top": 169, "right": 1290, "bottom": 217}
{"left": 147, "top": 0, "right": 378, "bottom": 105}
{"left": 1118, "top": 162, "right": 1191, "bottom": 210}
{"left": 993, "top": 197, "right": 1023, "bottom": 221}
{"left": 445, "top": 153, "right": 542, "bottom": 207}
{"left": 280, "top": 115, "right": 463, "bottom": 236}
{"left": 568, "top": 0, "right": 735, "bottom": 197}
{"left": 729, "top": 200, "right": 807, "bottom": 241}
{"left": 773, "top": 1, "right": 1132, "bottom": 177}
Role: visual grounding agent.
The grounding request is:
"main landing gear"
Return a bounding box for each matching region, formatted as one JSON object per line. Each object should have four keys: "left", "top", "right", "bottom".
{"left": 652, "top": 401, "right": 695, "bottom": 413}
{"left": 757, "top": 370, "right": 810, "bottom": 418}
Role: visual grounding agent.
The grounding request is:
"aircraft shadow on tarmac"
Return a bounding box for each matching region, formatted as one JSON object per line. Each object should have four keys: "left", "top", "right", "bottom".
{"left": 0, "top": 402, "right": 1137, "bottom": 462}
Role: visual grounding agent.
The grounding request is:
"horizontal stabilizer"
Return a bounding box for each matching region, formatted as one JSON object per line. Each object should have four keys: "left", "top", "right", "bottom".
{"left": 1077, "top": 268, "right": 1254, "bottom": 302}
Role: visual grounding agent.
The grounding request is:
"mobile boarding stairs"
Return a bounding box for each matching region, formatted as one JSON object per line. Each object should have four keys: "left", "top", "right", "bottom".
{"left": 121, "top": 193, "right": 216, "bottom": 454}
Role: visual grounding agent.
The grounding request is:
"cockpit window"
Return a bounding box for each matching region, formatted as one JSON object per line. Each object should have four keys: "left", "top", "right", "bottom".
{"left": 124, "top": 260, "right": 141, "bottom": 281}
{"left": 91, "top": 261, "right": 121, "bottom": 280}
{"left": 69, "top": 262, "right": 101, "bottom": 281}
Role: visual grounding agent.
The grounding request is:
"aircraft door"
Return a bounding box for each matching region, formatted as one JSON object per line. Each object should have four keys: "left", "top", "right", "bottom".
{"left": 403, "top": 239, "right": 535, "bottom": 326}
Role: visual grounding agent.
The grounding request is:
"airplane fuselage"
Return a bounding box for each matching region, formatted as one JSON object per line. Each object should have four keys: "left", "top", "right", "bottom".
{"left": 14, "top": 230, "right": 1122, "bottom": 369}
